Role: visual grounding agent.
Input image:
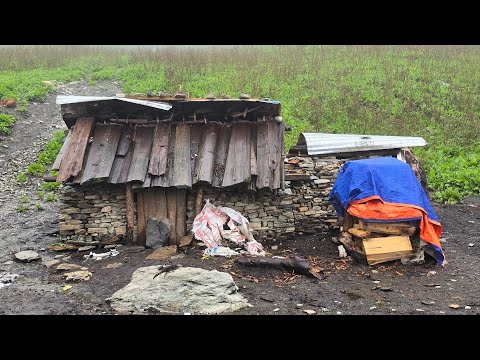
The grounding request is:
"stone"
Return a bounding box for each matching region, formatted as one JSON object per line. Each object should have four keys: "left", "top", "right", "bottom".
{"left": 179, "top": 235, "right": 193, "bottom": 248}
{"left": 105, "top": 262, "right": 123, "bottom": 269}
{"left": 146, "top": 218, "right": 171, "bottom": 249}
{"left": 56, "top": 263, "right": 86, "bottom": 271}
{"left": 119, "top": 245, "right": 145, "bottom": 253}
{"left": 14, "top": 250, "right": 40, "bottom": 263}
{"left": 298, "top": 207, "right": 309, "bottom": 212}
{"left": 78, "top": 245, "right": 97, "bottom": 252}
{"left": 146, "top": 245, "right": 177, "bottom": 260}
{"left": 107, "top": 266, "right": 249, "bottom": 314}
{"left": 314, "top": 179, "right": 330, "bottom": 185}
{"left": 101, "top": 206, "right": 112, "bottom": 213}
{"left": 59, "top": 224, "right": 82, "bottom": 231}
{"left": 43, "top": 259, "right": 61, "bottom": 268}
{"left": 104, "top": 244, "right": 117, "bottom": 249}
{"left": 64, "top": 270, "right": 92, "bottom": 281}
{"left": 303, "top": 309, "right": 316, "bottom": 315}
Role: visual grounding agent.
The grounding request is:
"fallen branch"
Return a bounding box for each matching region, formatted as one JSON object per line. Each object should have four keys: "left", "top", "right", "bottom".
{"left": 237, "top": 256, "right": 321, "bottom": 278}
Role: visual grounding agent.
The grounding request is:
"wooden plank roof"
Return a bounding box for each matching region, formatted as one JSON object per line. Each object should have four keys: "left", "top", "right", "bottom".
{"left": 55, "top": 119, "right": 284, "bottom": 191}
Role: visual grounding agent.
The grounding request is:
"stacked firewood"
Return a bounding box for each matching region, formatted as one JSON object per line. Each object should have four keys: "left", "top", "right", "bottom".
{"left": 338, "top": 213, "right": 416, "bottom": 265}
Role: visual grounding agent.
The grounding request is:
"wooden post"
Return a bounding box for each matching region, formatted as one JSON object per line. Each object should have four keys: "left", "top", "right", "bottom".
{"left": 125, "top": 183, "right": 134, "bottom": 244}
{"left": 195, "top": 186, "right": 204, "bottom": 216}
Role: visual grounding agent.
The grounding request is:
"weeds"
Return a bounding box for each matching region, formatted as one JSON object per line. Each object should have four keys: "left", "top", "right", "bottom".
{"left": 40, "top": 181, "right": 61, "bottom": 191}
{"left": 35, "top": 203, "right": 44, "bottom": 210}
{"left": 16, "top": 173, "right": 28, "bottom": 184}
{"left": 27, "top": 131, "right": 65, "bottom": 176}
{"left": 19, "top": 195, "right": 29, "bottom": 203}
{"left": 0, "top": 114, "right": 15, "bottom": 135}
{"left": 16, "top": 205, "right": 29, "bottom": 213}
{"left": 45, "top": 193, "right": 57, "bottom": 202}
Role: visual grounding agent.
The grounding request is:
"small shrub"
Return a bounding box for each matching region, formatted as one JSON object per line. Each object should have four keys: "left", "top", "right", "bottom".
{"left": 37, "top": 191, "right": 45, "bottom": 200}
{"left": 16, "top": 173, "right": 28, "bottom": 184}
{"left": 16, "top": 205, "right": 29, "bottom": 213}
{"left": 35, "top": 203, "right": 44, "bottom": 210}
{"left": 40, "top": 181, "right": 61, "bottom": 191}
{"left": 45, "top": 193, "right": 57, "bottom": 202}
{"left": 0, "top": 114, "right": 15, "bottom": 135}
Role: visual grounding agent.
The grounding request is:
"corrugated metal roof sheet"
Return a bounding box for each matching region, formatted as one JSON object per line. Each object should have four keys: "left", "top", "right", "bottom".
{"left": 292, "top": 133, "right": 427, "bottom": 155}
{"left": 56, "top": 95, "right": 172, "bottom": 111}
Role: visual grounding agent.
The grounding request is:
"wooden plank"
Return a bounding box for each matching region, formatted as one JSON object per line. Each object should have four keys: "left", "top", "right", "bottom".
{"left": 154, "top": 188, "right": 168, "bottom": 220}
{"left": 109, "top": 141, "right": 134, "bottom": 184}
{"left": 72, "top": 141, "right": 91, "bottom": 184}
{"left": 57, "top": 117, "right": 95, "bottom": 182}
{"left": 125, "top": 183, "right": 134, "bottom": 244}
{"left": 212, "top": 125, "right": 231, "bottom": 187}
{"left": 172, "top": 124, "right": 192, "bottom": 188}
{"left": 363, "top": 236, "right": 413, "bottom": 265}
{"left": 127, "top": 126, "right": 154, "bottom": 182}
{"left": 195, "top": 187, "right": 204, "bottom": 216}
{"left": 284, "top": 174, "right": 310, "bottom": 181}
{"left": 359, "top": 221, "right": 416, "bottom": 236}
{"left": 166, "top": 188, "right": 177, "bottom": 245}
{"left": 271, "top": 119, "right": 284, "bottom": 189}
{"left": 176, "top": 189, "right": 187, "bottom": 244}
{"left": 116, "top": 127, "right": 134, "bottom": 156}
{"left": 190, "top": 125, "right": 202, "bottom": 182}
{"left": 348, "top": 228, "right": 371, "bottom": 239}
{"left": 136, "top": 191, "right": 147, "bottom": 245}
{"left": 195, "top": 123, "right": 217, "bottom": 184}
{"left": 152, "top": 126, "right": 176, "bottom": 187}
{"left": 80, "top": 124, "right": 122, "bottom": 184}
{"left": 250, "top": 135, "right": 258, "bottom": 176}
{"left": 148, "top": 124, "right": 170, "bottom": 176}
{"left": 222, "top": 123, "right": 251, "bottom": 187}
{"left": 256, "top": 120, "right": 270, "bottom": 189}
{"left": 142, "top": 188, "right": 158, "bottom": 223}
{"left": 52, "top": 128, "right": 73, "bottom": 170}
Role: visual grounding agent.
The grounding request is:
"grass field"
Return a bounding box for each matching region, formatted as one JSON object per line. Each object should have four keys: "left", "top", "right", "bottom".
{"left": 0, "top": 45, "right": 479, "bottom": 203}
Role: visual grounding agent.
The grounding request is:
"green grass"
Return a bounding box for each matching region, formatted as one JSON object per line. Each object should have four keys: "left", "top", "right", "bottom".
{"left": 16, "top": 205, "right": 29, "bottom": 213}
{"left": 45, "top": 193, "right": 57, "bottom": 202}
{"left": 19, "top": 195, "right": 29, "bottom": 203}
{"left": 1, "top": 45, "right": 479, "bottom": 203}
{"left": 40, "top": 181, "right": 61, "bottom": 191}
{"left": 0, "top": 114, "right": 15, "bottom": 135}
{"left": 35, "top": 203, "right": 44, "bottom": 210}
{"left": 27, "top": 131, "right": 65, "bottom": 176}
{"left": 16, "top": 173, "right": 28, "bottom": 184}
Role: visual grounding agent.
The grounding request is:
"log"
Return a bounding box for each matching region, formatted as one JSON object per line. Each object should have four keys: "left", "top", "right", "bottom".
{"left": 237, "top": 256, "right": 317, "bottom": 278}
{"left": 359, "top": 220, "right": 416, "bottom": 236}
{"left": 125, "top": 183, "right": 134, "bottom": 244}
{"left": 195, "top": 186, "right": 204, "bottom": 216}
{"left": 348, "top": 228, "right": 370, "bottom": 239}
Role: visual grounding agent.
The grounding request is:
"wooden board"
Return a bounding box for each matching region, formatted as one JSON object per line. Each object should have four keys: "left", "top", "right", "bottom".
{"left": 116, "top": 126, "right": 134, "bottom": 156}
{"left": 212, "top": 125, "right": 231, "bottom": 187}
{"left": 256, "top": 120, "right": 270, "bottom": 189}
{"left": 359, "top": 221, "right": 416, "bottom": 236}
{"left": 109, "top": 141, "right": 134, "bottom": 184}
{"left": 172, "top": 124, "right": 192, "bottom": 188}
{"left": 154, "top": 187, "right": 168, "bottom": 220}
{"left": 127, "top": 126, "right": 154, "bottom": 182}
{"left": 52, "top": 128, "right": 72, "bottom": 170}
{"left": 136, "top": 191, "right": 146, "bottom": 244}
{"left": 148, "top": 124, "right": 170, "bottom": 176}
{"left": 176, "top": 189, "right": 187, "bottom": 243}
{"left": 222, "top": 123, "right": 251, "bottom": 187}
{"left": 80, "top": 124, "right": 122, "bottom": 184}
{"left": 363, "top": 236, "right": 413, "bottom": 265}
{"left": 57, "top": 117, "right": 95, "bottom": 182}
{"left": 195, "top": 123, "right": 217, "bottom": 184}
{"left": 190, "top": 125, "right": 202, "bottom": 182}
{"left": 125, "top": 183, "right": 134, "bottom": 244}
{"left": 166, "top": 188, "right": 177, "bottom": 245}
{"left": 348, "top": 228, "right": 371, "bottom": 239}
{"left": 271, "top": 119, "right": 284, "bottom": 189}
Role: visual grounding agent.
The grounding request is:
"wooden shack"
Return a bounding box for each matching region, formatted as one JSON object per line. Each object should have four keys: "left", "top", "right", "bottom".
{"left": 53, "top": 95, "right": 285, "bottom": 245}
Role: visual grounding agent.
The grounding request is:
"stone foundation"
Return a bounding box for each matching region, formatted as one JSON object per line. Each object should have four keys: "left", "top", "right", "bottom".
{"left": 58, "top": 184, "right": 127, "bottom": 242}
{"left": 59, "top": 154, "right": 394, "bottom": 242}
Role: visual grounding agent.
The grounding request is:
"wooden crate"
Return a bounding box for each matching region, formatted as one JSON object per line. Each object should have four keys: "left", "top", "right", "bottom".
{"left": 362, "top": 236, "right": 413, "bottom": 265}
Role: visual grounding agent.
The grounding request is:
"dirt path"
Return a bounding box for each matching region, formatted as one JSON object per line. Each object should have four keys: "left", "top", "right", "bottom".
{"left": 0, "top": 82, "right": 479, "bottom": 315}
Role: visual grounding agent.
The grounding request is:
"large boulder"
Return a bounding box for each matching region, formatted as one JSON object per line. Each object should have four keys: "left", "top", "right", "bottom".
{"left": 146, "top": 218, "right": 171, "bottom": 249}
{"left": 107, "top": 266, "right": 249, "bottom": 314}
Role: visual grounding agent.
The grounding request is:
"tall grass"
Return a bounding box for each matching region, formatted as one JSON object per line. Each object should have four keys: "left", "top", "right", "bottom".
{"left": 1, "top": 45, "right": 479, "bottom": 202}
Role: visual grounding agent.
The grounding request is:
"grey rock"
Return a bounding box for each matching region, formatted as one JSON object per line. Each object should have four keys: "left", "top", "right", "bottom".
{"left": 119, "top": 245, "right": 145, "bottom": 253}
{"left": 78, "top": 245, "right": 97, "bottom": 252}
{"left": 14, "top": 250, "right": 40, "bottom": 263}
{"left": 146, "top": 218, "right": 171, "bottom": 249}
{"left": 107, "top": 266, "right": 249, "bottom": 314}
{"left": 43, "top": 259, "right": 61, "bottom": 268}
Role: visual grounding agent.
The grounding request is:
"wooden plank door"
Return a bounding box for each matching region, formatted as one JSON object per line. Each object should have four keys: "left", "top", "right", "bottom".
{"left": 136, "top": 187, "right": 187, "bottom": 246}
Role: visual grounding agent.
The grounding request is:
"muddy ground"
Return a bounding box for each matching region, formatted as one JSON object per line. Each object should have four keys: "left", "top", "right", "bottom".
{"left": 0, "top": 82, "right": 479, "bottom": 315}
